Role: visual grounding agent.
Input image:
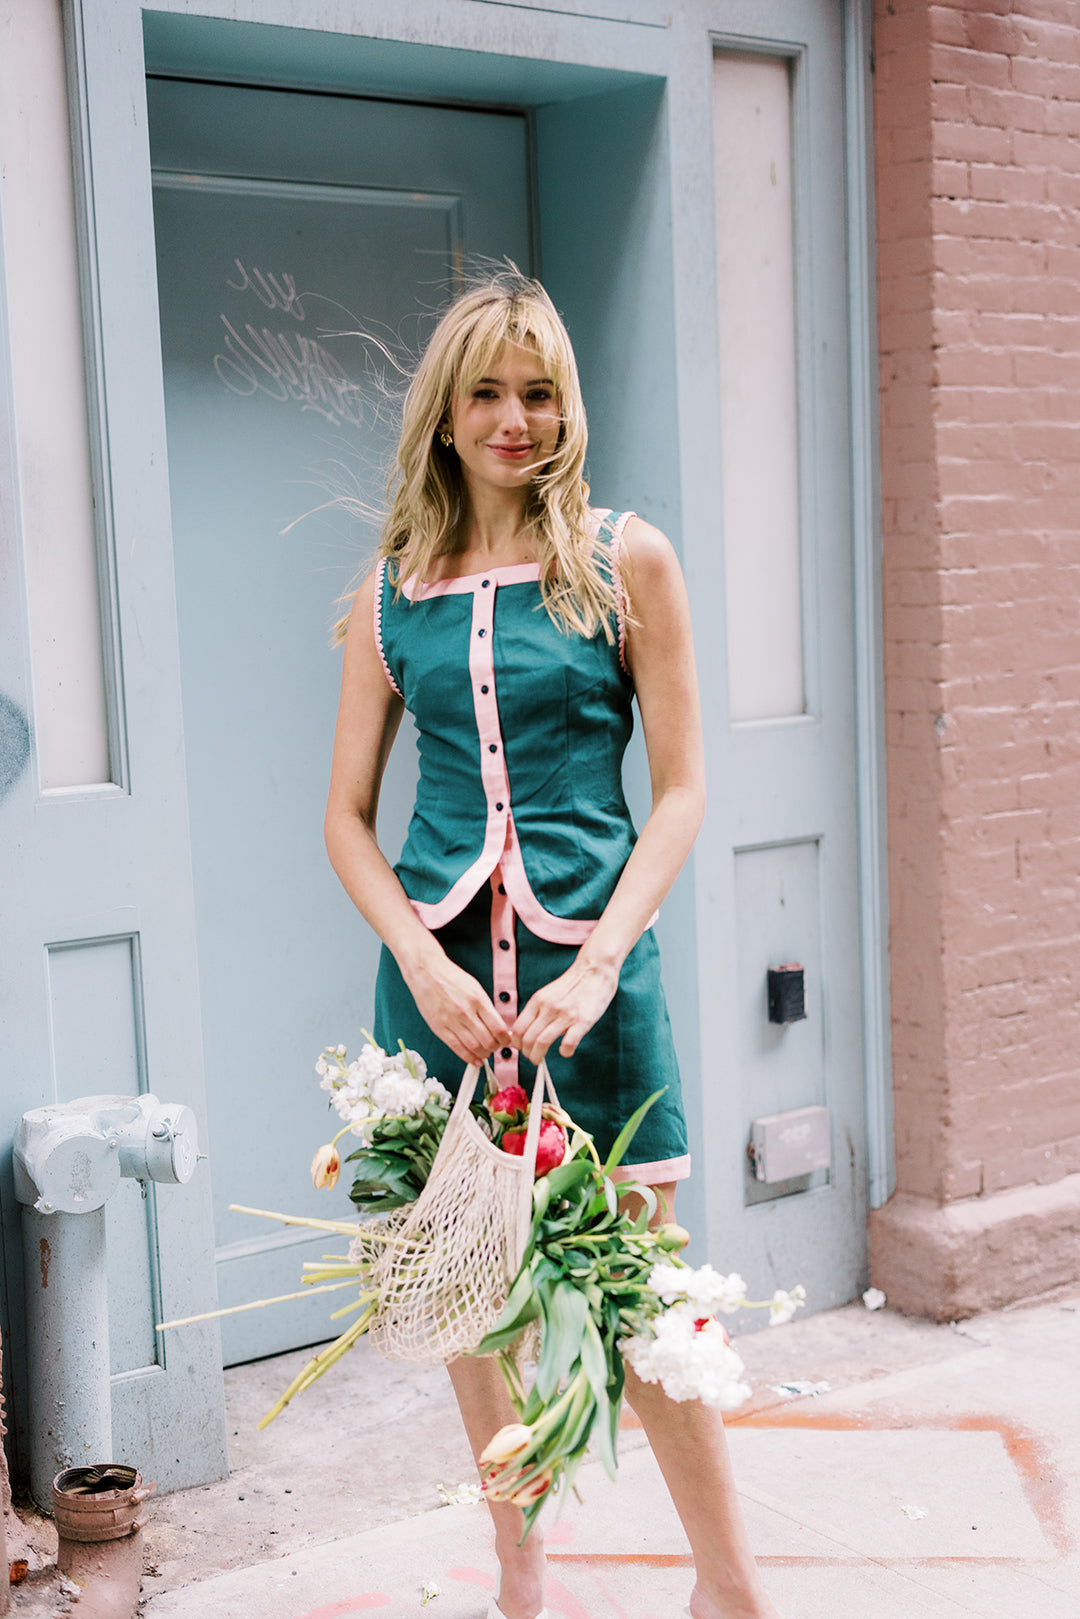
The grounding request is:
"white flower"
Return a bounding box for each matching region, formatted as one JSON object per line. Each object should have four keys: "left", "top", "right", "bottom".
{"left": 768, "top": 1285, "right": 807, "bottom": 1326}
{"left": 685, "top": 1266, "right": 748, "bottom": 1314}
{"left": 437, "top": 1481, "right": 482, "bottom": 1506}
{"left": 645, "top": 1262, "right": 693, "bottom": 1304}
{"left": 900, "top": 1503, "right": 926, "bottom": 1520}
{"left": 420, "top": 1581, "right": 441, "bottom": 1605}
{"left": 862, "top": 1286, "right": 886, "bottom": 1311}
{"left": 425, "top": 1077, "right": 453, "bottom": 1108}
{"left": 316, "top": 1036, "right": 449, "bottom": 1133}
{"left": 370, "top": 1068, "right": 428, "bottom": 1116}
{"left": 644, "top": 1263, "right": 748, "bottom": 1314}
{"left": 620, "top": 1313, "right": 751, "bottom": 1410}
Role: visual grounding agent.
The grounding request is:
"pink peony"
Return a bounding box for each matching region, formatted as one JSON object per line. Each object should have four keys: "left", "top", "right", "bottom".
{"left": 535, "top": 1120, "right": 567, "bottom": 1175}
{"left": 488, "top": 1084, "right": 529, "bottom": 1126}
{"left": 501, "top": 1120, "right": 567, "bottom": 1176}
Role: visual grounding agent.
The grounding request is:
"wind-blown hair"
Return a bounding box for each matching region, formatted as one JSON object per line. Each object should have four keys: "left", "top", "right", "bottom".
{"left": 335, "top": 268, "right": 623, "bottom": 644}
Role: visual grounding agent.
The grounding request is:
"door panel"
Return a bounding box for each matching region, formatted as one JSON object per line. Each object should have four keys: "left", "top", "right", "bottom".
{"left": 149, "top": 80, "right": 531, "bottom": 1362}
{"left": 702, "top": 4, "right": 868, "bottom": 1314}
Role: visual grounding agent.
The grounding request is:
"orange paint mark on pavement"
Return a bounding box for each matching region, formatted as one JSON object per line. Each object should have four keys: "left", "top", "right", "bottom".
{"left": 294, "top": 1598, "right": 392, "bottom": 1617}
{"left": 726, "top": 1406, "right": 1070, "bottom": 1555}
{"left": 550, "top": 1552, "right": 1035, "bottom": 1569}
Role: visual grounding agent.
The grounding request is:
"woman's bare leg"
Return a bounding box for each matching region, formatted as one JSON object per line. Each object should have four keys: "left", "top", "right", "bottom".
{"left": 623, "top": 1367, "right": 781, "bottom": 1619}
{"left": 621, "top": 1181, "right": 782, "bottom": 1619}
{"left": 447, "top": 1355, "right": 546, "bottom": 1619}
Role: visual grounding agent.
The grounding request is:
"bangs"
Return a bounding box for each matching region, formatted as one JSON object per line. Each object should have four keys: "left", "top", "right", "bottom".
{"left": 455, "top": 298, "right": 572, "bottom": 398}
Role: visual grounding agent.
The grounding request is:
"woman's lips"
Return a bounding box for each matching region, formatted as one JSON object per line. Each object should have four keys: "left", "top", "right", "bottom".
{"left": 488, "top": 442, "right": 535, "bottom": 459}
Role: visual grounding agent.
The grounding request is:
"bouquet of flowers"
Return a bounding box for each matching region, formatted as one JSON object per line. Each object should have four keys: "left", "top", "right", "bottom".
{"left": 214, "top": 1034, "right": 804, "bottom": 1533}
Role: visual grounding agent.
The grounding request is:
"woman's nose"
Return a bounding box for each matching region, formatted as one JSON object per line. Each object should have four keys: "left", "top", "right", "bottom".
{"left": 501, "top": 395, "right": 528, "bottom": 434}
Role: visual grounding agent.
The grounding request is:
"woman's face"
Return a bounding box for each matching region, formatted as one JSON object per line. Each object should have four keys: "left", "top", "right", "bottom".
{"left": 448, "top": 342, "right": 562, "bottom": 495}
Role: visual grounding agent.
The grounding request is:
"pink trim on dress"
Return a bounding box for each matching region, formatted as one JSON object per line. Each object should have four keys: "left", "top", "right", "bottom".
{"left": 402, "top": 562, "right": 541, "bottom": 601}
{"left": 372, "top": 558, "right": 404, "bottom": 699}
{"left": 489, "top": 872, "right": 520, "bottom": 1089}
{"left": 609, "top": 1153, "right": 692, "bottom": 1186}
{"left": 500, "top": 815, "right": 596, "bottom": 947}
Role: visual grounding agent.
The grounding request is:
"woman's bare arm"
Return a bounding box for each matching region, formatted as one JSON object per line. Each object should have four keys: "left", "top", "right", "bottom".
{"left": 511, "top": 518, "right": 705, "bottom": 1062}
{"left": 325, "top": 572, "right": 510, "bottom": 1064}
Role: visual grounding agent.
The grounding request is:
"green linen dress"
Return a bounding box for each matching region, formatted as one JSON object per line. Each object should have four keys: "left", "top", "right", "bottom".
{"left": 371, "top": 509, "right": 689, "bottom": 1182}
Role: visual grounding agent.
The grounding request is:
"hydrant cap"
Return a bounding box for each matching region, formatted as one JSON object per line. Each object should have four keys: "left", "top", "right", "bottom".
{"left": 13, "top": 1109, "right": 120, "bottom": 1213}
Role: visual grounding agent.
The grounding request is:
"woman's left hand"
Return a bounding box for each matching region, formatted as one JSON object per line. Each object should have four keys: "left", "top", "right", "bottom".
{"left": 510, "top": 957, "right": 619, "bottom": 1064}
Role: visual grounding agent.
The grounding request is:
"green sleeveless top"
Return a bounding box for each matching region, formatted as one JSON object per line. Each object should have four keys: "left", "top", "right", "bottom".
{"left": 374, "top": 510, "right": 642, "bottom": 942}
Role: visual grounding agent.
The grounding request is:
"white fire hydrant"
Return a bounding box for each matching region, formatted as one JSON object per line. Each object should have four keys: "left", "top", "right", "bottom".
{"left": 13, "top": 1095, "right": 200, "bottom": 1510}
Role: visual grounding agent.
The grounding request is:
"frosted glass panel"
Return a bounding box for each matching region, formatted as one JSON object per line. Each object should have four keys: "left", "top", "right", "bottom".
{"left": 0, "top": 0, "right": 111, "bottom": 786}
{"left": 714, "top": 54, "right": 804, "bottom": 721}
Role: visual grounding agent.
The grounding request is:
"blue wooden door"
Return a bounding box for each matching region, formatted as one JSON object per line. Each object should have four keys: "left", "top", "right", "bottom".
{"left": 149, "top": 80, "right": 531, "bottom": 1362}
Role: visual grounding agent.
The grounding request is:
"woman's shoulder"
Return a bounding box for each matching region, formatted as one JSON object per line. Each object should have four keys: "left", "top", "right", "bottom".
{"left": 589, "top": 507, "right": 677, "bottom": 575}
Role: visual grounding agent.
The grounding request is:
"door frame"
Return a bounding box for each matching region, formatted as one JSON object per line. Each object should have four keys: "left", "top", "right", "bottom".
{"left": 135, "top": 0, "right": 891, "bottom": 1210}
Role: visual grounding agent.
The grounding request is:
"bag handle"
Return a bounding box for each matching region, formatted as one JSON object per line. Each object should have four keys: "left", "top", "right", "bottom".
{"left": 452, "top": 1058, "right": 555, "bottom": 1178}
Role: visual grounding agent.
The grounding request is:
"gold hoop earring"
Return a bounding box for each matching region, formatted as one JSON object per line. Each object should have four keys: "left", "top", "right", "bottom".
{"left": 438, "top": 427, "right": 453, "bottom": 448}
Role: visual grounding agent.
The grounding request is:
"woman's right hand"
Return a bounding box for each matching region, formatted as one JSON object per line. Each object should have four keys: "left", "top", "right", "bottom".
{"left": 399, "top": 942, "right": 511, "bottom": 1066}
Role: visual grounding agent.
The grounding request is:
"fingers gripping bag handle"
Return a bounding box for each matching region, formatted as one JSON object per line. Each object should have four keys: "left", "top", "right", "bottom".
{"left": 365, "top": 1058, "right": 555, "bottom": 1366}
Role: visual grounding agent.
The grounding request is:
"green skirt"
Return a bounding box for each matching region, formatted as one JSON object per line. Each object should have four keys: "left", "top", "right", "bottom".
{"left": 374, "top": 887, "right": 689, "bottom": 1177}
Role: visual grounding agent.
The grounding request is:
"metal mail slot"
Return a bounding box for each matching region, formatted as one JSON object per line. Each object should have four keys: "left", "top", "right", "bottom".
{"left": 749, "top": 1104, "right": 831, "bottom": 1183}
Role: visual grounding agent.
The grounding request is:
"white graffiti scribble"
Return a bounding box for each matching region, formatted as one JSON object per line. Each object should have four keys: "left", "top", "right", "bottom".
{"left": 214, "top": 315, "right": 364, "bottom": 427}
{"left": 225, "top": 259, "right": 305, "bottom": 320}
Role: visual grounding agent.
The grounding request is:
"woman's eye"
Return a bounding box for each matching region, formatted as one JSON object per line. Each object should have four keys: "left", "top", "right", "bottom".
{"left": 473, "top": 387, "right": 498, "bottom": 400}
{"left": 527, "top": 389, "right": 554, "bottom": 404}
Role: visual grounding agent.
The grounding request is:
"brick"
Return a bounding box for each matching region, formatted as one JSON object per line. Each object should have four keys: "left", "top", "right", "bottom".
{"left": 1013, "top": 4, "right": 1080, "bottom": 39}
{"left": 930, "top": 81, "right": 971, "bottom": 123}
{"left": 934, "top": 233, "right": 1045, "bottom": 277}
{"left": 1010, "top": 55, "right": 1080, "bottom": 102}
{"left": 1012, "top": 349, "right": 1080, "bottom": 387}
{"left": 932, "top": 195, "right": 1048, "bottom": 238}
{"left": 930, "top": 43, "right": 1012, "bottom": 90}
{"left": 1046, "top": 98, "right": 1080, "bottom": 137}
{"left": 926, "top": 5, "right": 968, "bottom": 49}
{"left": 966, "top": 84, "right": 1049, "bottom": 132}
{"left": 931, "top": 157, "right": 971, "bottom": 197}
{"left": 964, "top": 12, "right": 1025, "bottom": 57}
{"left": 929, "top": 0, "right": 1012, "bottom": 14}
{"left": 1013, "top": 130, "right": 1080, "bottom": 171}
{"left": 969, "top": 162, "right": 1047, "bottom": 203}
{"left": 932, "top": 119, "right": 1013, "bottom": 163}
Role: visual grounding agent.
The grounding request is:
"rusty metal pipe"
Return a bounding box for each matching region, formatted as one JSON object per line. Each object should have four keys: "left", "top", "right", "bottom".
{"left": 52, "top": 1467, "right": 155, "bottom": 1619}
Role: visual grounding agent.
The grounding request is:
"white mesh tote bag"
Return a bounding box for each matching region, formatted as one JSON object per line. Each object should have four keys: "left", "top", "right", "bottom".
{"left": 364, "top": 1059, "right": 552, "bottom": 1365}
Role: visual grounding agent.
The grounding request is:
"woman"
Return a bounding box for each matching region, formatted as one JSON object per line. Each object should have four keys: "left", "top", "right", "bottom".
{"left": 324, "top": 270, "right": 781, "bottom": 1619}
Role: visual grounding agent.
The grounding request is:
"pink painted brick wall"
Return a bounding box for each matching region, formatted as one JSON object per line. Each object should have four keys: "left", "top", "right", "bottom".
{"left": 875, "top": 0, "right": 1080, "bottom": 1207}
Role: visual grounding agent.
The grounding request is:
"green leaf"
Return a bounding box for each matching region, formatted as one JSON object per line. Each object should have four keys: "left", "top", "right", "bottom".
{"left": 534, "top": 1281, "right": 589, "bottom": 1404}
{"left": 539, "top": 1159, "right": 594, "bottom": 1202}
{"left": 473, "top": 1269, "right": 542, "bottom": 1356}
{"left": 579, "top": 1315, "right": 618, "bottom": 1479}
{"left": 601, "top": 1089, "right": 666, "bottom": 1176}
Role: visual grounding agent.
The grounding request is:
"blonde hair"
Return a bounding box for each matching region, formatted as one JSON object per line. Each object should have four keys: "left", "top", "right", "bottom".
{"left": 334, "top": 268, "right": 624, "bottom": 643}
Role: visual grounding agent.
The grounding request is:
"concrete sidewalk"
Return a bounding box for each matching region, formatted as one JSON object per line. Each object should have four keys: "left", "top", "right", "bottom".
{"left": 18, "top": 1291, "right": 1080, "bottom": 1618}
